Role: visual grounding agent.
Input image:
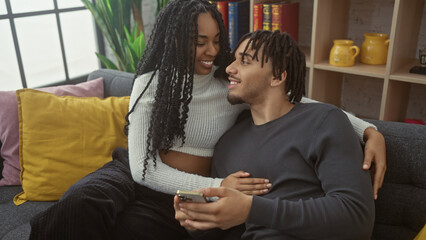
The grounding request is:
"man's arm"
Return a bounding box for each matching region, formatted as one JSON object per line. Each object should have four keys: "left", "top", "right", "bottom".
{"left": 301, "top": 97, "right": 386, "bottom": 199}
{"left": 300, "top": 97, "right": 376, "bottom": 141}
{"left": 177, "top": 108, "right": 375, "bottom": 239}
{"left": 247, "top": 108, "right": 374, "bottom": 238}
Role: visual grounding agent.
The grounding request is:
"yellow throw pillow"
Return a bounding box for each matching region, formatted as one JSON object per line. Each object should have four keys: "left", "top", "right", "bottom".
{"left": 414, "top": 224, "right": 426, "bottom": 240}
{"left": 14, "top": 89, "right": 129, "bottom": 205}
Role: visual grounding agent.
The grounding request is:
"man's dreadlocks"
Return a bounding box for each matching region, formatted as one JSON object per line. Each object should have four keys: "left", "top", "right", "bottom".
{"left": 237, "top": 30, "right": 306, "bottom": 102}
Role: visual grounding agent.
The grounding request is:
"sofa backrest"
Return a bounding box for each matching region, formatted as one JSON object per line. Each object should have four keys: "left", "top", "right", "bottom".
{"left": 88, "top": 69, "right": 134, "bottom": 97}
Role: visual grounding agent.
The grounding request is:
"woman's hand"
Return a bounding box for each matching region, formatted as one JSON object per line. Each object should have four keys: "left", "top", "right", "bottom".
{"left": 221, "top": 171, "right": 271, "bottom": 195}
{"left": 363, "top": 127, "right": 386, "bottom": 200}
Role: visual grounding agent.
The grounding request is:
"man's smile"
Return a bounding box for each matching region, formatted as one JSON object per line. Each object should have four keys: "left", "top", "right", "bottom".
{"left": 228, "top": 76, "right": 240, "bottom": 89}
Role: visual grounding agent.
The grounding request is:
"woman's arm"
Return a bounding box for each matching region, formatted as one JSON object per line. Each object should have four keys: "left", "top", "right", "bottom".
{"left": 363, "top": 127, "right": 386, "bottom": 199}
{"left": 128, "top": 75, "right": 223, "bottom": 195}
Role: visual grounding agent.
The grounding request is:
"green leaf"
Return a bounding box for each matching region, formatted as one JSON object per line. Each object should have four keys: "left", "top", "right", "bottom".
{"left": 114, "top": 29, "right": 127, "bottom": 70}
{"left": 127, "top": 43, "right": 138, "bottom": 61}
{"left": 131, "top": 23, "right": 138, "bottom": 41}
{"left": 124, "top": 25, "right": 132, "bottom": 42}
{"left": 82, "top": 0, "right": 145, "bottom": 73}
{"left": 95, "top": 53, "right": 118, "bottom": 70}
{"left": 156, "top": 0, "right": 171, "bottom": 16}
{"left": 125, "top": 48, "right": 136, "bottom": 73}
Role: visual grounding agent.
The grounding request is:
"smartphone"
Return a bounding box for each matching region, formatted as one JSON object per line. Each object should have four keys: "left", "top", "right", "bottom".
{"left": 176, "top": 190, "right": 207, "bottom": 203}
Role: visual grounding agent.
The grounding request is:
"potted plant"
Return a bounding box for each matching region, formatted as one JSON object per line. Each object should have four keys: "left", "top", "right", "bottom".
{"left": 81, "top": 0, "right": 145, "bottom": 73}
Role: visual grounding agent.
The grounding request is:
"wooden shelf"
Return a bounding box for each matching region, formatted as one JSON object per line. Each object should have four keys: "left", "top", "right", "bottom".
{"left": 314, "top": 60, "right": 386, "bottom": 79}
{"left": 390, "top": 60, "right": 426, "bottom": 84}
{"left": 248, "top": 0, "right": 425, "bottom": 121}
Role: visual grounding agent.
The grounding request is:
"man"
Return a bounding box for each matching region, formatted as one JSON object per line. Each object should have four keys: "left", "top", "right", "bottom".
{"left": 174, "top": 30, "right": 375, "bottom": 239}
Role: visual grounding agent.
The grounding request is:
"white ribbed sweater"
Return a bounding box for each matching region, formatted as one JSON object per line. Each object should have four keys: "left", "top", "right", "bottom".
{"left": 128, "top": 68, "right": 376, "bottom": 195}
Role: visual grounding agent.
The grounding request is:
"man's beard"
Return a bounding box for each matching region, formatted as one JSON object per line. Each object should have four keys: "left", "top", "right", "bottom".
{"left": 227, "top": 94, "right": 245, "bottom": 105}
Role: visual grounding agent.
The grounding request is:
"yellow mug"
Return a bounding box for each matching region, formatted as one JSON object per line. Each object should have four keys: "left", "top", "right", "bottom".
{"left": 329, "top": 40, "right": 360, "bottom": 67}
{"left": 360, "top": 33, "right": 390, "bottom": 65}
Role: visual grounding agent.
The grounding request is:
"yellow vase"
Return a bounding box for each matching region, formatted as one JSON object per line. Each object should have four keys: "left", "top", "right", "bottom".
{"left": 329, "top": 40, "right": 360, "bottom": 67}
{"left": 360, "top": 33, "right": 390, "bottom": 65}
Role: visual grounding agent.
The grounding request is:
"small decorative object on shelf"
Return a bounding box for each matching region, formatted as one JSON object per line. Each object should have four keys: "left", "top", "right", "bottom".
{"left": 360, "top": 33, "right": 390, "bottom": 65}
{"left": 409, "top": 46, "right": 426, "bottom": 75}
{"left": 329, "top": 40, "right": 360, "bottom": 67}
{"left": 421, "top": 47, "right": 426, "bottom": 66}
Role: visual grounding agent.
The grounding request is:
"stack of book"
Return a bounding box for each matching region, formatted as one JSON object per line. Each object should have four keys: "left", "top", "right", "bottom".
{"left": 210, "top": 0, "right": 250, "bottom": 50}
{"left": 253, "top": 1, "right": 299, "bottom": 42}
{"left": 208, "top": 0, "right": 298, "bottom": 48}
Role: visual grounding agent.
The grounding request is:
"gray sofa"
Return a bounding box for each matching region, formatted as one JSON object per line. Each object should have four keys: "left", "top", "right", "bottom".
{"left": 1, "top": 69, "right": 425, "bottom": 240}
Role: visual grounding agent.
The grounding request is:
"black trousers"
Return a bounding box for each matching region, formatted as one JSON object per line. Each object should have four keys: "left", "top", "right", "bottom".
{"left": 29, "top": 148, "right": 243, "bottom": 240}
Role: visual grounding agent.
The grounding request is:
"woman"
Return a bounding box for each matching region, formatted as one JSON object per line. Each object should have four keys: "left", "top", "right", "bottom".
{"left": 126, "top": 0, "right": 384, "bottom": 203}
{"left": 30, "top": 1, "right": 385, "bottom": 239}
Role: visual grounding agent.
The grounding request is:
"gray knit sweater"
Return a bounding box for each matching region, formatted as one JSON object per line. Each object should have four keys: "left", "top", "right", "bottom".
{"left": 211, "top": 102, "right": 375, "bottom": 239}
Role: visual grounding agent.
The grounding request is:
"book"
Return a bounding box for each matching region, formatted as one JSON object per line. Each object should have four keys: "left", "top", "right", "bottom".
{"left": 228, "top": 0, "right": 250, "bottom": 50}
{"left": 271, "top": 1, "right": 299, "bottom": 42}
{"left": 253, "top": 3, "right": 263, "bottom": 31}
{"left": 217, "top": 1, "right": 230, "bottom": 32}
{"left": 262, "top": 3, "right": 272, "bottom": 31}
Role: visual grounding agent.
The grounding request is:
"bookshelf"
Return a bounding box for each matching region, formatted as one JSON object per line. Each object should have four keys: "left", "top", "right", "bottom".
{"left": 249, "top": 0, "right": 426, "bottom": 122}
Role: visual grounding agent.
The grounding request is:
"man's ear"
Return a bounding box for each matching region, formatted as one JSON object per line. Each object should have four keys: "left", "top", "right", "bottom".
{"left": 271, "top": 71, "right": 287, "bottom": 87}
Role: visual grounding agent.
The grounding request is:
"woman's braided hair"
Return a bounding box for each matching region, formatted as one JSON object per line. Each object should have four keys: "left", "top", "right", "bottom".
{"left": 237, "top": 30, "right": 306, "bottom": 102}
{"left": 124, "top": 0, "right": 232, "bottom": 179}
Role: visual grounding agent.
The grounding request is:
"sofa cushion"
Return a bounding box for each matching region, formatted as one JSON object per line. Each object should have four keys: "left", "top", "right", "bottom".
{"left": 0, "top": 186, "right": 54, "bottom": 239}
{"left": 13, "top": 89, "right": 129, "bottom": 205}
{"left": 0, "top": 142, "right": 3, "bottom": 179}
{"left": 0, "top": 78, "right": 104, "bottom": 186}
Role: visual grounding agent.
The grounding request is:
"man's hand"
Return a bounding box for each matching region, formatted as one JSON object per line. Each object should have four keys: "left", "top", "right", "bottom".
{"left": 363, "top": 127, "right": 386, "bottom": 200}
{"left": 175, "top": 187, "right": 252, "bottom": 230}
{"left": 221, "top": 171, "right": 271, "bottom": 195}
{"left": 174, "top": 195, "right": 197, "bottom": 231}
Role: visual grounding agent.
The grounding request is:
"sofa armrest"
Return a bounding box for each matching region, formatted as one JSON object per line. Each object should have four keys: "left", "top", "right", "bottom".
{"left": 365, "top": 119, "right": 426, "bottom": 187}
{"left": 365, "top": 119, "right": 426, "bottom": 240}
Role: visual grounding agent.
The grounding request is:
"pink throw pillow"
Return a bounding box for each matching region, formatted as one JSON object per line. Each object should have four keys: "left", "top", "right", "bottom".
{"left": 0, "top": 78, "right": 104, "bottom": 186}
